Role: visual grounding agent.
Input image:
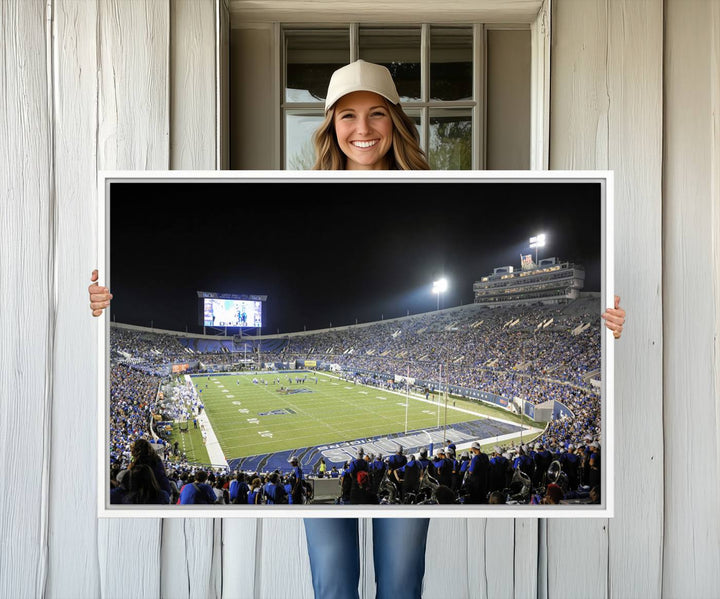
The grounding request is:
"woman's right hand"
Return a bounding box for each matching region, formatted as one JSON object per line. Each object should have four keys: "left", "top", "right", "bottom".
{"left": 89, "top": 269, "right": 113, "bottom": 317}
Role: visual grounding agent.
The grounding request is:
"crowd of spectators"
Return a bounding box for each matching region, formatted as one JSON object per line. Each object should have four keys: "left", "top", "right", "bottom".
{"left": 326, "top": 438, "right": 601, "bottom": 506}
{"left": 110, "top": 436, "right": 601, "bottom": 506}
{"left": 272, "top": 298, "right": 603, "bottom": 450}
{"left": 108, "top": 297, "right": 604, "bottom": 506}
{"left": 110, "top": 459, "right": 317, "bottom": 505}
{"left": 109, "top": 364, "right": 166, "bottom": 466}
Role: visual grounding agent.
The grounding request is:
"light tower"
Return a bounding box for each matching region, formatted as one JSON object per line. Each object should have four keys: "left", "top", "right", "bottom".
{"left": 432, "top": 278, "right": 448, "bottom": 311}
{"left": 529, "top": 233, "right": 546, "bottom": 265}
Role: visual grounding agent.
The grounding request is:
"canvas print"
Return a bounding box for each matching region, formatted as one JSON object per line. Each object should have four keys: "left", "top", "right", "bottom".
{"left": 99, "top": 171, "right": 612, "bottom": 517}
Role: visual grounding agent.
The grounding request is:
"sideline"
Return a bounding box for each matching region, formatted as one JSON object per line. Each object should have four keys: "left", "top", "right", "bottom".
{"left": 185, "top": 375, "right": 229, "bottom": 468}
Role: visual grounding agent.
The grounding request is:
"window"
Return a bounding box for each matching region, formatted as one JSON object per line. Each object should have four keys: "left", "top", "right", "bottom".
{"left": 282, "top": 25, "right": 490, "bottom": 171}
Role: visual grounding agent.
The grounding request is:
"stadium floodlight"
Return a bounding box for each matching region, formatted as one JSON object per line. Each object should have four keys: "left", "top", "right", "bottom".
{"left": 432, "top": 278, "right": 448, "bottom": 310}
{"left": 529, "top": 233, "right": 547, "bottom": 264}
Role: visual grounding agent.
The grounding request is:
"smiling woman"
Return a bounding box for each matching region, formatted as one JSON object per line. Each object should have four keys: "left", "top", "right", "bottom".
{"left": 302, "top": 59, "right": 433, "bottom": 599}
{"left": 311, "top": 59, "right": 430, "bottom": 171}
{"left": 333, "top": 91, "right": 394, "bottom": 170}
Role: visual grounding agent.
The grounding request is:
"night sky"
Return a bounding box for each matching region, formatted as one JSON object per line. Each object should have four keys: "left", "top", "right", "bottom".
{"left": 108, "top": 179, "right": 603, "bottom": 335}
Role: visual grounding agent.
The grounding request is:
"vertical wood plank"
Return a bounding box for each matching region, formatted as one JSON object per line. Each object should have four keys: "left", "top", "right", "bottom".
{"left": 47, "top": 0, "right": 102, "bottom": 596}
{"left": 550, "top": 0, "right": 609, "bottom": 171}
{"left": 549, "top": 2, "right": 611, "bottom": 596}
{"left": 663, "top": 1, "right": 720, "bottom": 596}
{"left": 550, "top": 2, "right": 665, "bottom": 598}
{"left": 170, "top": 0, "right": 216, "bottom": 170}
{"left": 163, "top": 1, "right": 227, "bottom": 596}
{"left": 485, "top": 520, "right": 519, "bottom": 599}
{"left": 423, "top": 519, "right": 471, "bottom": 599}
{"left": 513, "top": 519, "right": 539, "bottom": 599}
{"left": 0, "top": 1, "right": 52, "bottom": 598}
{"left": 98, "top": 520, "right": 163, "bottom": 599}
{"left": 96, "top": 0, "right": 170, "bottom": 171}
{"left": 96, "top": 1, "right": 169, "bottom": 596}
{"left": 161, "top": 519, "right": 219, "bottom": 599}
{"left": 257, "top": 518, "right": 314, "bottom": 598}
{"left": 162, "top": 2, "right": 221, "bottom": 598}
{"left": 546, "top": 519, "right": 608, "bottom": 599}
{"left": 221, "top": 519, "right": 259, "bottom": 598}
{"left": 605, "top": 1, "right": 664, "bottom": 597}
{"left": 209, "top": 519, "right": 223, "bottom": 599}
{"left": 464, "top": 519, "right": 517, "bottom": 599}
{"left": 548, "top": 3, "right": 610, "bottom": 593}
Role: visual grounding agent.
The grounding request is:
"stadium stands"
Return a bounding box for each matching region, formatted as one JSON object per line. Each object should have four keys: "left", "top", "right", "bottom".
{"left": 108, "top": 295, "right": 602, "bottom": 505}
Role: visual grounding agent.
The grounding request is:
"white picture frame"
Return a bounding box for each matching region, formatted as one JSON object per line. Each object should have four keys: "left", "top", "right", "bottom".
{"left": 97, "top": 169, "right": 614, "bottom": 519}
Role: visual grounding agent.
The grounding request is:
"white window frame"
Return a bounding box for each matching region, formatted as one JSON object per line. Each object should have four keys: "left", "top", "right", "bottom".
{"left": 227, "top": 0, "right": 550, "bottom": 171}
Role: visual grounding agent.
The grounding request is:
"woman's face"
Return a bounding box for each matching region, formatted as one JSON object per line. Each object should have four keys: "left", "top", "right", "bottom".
{"left": 333, "top": 90, "right": 394, "bottom": 170}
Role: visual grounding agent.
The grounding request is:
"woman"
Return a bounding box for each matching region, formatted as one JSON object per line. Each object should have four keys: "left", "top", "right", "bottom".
{"left": 110, "top": 463, "right": 170, "bottom": 505}
{"left": 129, "top": 437, "right": 172, "bottom": 498}
{"left": 308, "top": 66, "right": 434, "bottom": 593}
{"left": 89, "top": 59, "right": 626, "bottom": 599}
{"left": 311, "top": 60, "right": 429, "bottom": 172}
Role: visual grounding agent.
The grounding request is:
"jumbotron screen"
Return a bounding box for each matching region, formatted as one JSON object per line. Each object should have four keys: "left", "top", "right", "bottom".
{"left": 203, "top": 298, "right": 263, "bottom": 328}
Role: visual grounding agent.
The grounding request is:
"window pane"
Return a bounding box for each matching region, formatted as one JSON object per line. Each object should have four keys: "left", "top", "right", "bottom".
{"left": 429, "top": 109, "right": 472, "bottom": 170}
{"left": 359, "top": 27, "right": 421, "bottom": 102}
{"left": 430, "top": 27, "right": 473, "bottom": 101}
{"left": 285, "top": 112, "right": 324, "bottom": 170}
{"left": 285, "top": 30, "right": 350, "bottom": 103}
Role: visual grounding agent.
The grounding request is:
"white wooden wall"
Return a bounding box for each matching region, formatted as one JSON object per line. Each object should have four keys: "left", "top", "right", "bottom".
{"left": 1, "top": 1, "right": 718, "bottom": 598}
{"left": 549, "top": 2, "right": 664, "bottom": 597}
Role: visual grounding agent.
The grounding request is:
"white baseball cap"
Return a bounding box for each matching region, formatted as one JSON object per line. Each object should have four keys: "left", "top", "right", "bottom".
{"left": 324, "top": 60, "right": 400, "bottom": 112}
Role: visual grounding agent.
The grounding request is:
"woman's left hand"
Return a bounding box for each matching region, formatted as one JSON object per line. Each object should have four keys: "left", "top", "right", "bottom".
{"left": 601, "top": 295, "right": 625, "bottom": 339}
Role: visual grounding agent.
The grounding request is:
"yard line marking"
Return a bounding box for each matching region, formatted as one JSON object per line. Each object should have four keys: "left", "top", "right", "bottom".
{"left": 252, "top": 378, "right": 350, "bottom": 441}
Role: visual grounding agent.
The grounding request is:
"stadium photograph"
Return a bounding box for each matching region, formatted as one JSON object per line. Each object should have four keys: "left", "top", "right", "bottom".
{"left": 102, "top": 172, "right": 609, "bottom": 515}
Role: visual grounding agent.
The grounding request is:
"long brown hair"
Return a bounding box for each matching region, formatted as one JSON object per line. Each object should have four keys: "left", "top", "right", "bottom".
{"left": 312, "top": 100, "right": 430, "bottom": 171}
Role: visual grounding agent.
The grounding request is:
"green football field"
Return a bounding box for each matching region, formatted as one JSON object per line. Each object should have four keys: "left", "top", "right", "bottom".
{"left": 185, "top": 371, "right": 518, "bottom": 461}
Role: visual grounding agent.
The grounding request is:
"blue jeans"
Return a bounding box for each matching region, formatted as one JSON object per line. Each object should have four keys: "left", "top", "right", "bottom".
{"left": 303, "top": 517, "right": 430, "bottom": 599}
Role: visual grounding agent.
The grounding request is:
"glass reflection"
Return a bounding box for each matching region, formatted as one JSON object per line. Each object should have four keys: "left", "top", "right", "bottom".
{"left": 285, "top": 112, "right": 324, "bottom": 170}
{"left": 429, "top": 109, "right": 472, "bottom": 170}
{"left": 359, "top": 27, "right": 421, "bottom": 102}
{"left": 430, "top": 27, "right": 473, "bottom": 102}
{"left": 285, "top": 30, "right": 350, "bottom": 103}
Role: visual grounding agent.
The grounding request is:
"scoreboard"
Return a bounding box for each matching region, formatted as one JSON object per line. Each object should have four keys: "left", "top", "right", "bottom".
{"left": 197, "top": 291, "right": 267, "bottom": 329}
